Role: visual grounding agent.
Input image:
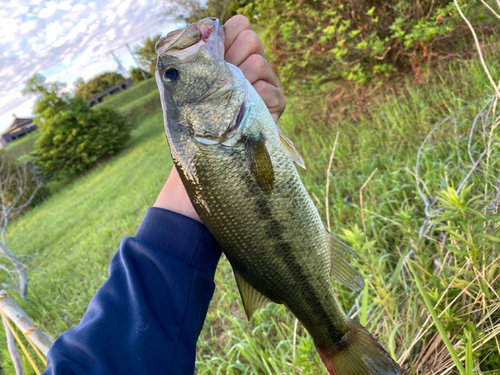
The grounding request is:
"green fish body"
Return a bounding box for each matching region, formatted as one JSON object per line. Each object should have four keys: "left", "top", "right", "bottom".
{"left": 155, "top": 18, "right": 401, "bottom": 375}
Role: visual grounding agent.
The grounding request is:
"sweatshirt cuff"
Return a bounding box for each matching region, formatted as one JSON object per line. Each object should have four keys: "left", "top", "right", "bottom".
{"left": 135, "top": 207, "right": 222, "bottom": 279}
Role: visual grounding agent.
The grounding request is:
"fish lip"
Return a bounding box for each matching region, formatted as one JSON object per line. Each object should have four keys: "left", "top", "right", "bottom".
{"left": 157, "top": 18, "right": 223, "bottom": 56}
{"left": 196, "top": 18, "right": 218, "bottom": 42}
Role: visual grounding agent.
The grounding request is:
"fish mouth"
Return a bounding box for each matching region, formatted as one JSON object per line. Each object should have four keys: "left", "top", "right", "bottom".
{"left": 156, "top": 18, "right": 225, "bottom": 59}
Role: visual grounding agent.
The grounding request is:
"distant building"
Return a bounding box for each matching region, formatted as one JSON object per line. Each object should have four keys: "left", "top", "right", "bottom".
{"left": 0, "top": 116, "right": 37, "bottom": 149}
{"left": 87, "top": 78, "right": 134, "bottom": 107}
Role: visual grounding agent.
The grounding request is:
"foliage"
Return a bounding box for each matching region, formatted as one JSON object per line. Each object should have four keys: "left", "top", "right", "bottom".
{"left": 130, "top": 67, "right": 151, "bottom": 83}
{"left": 135, "top": 34, "right": 162, "bottom": 75}
{"left": 34, "top": 100, "right": 132, "bottom": 180}
{"left": 73, "top": 72, "right": 125, "bottom": 100}
{"left": 240, "top": 0, "right": 495, "bottom": 86}
{"left": 22, "top": 74, "right": 70, "bottom": 126}
{"left": 162, "top": 0, "right": 243, "bottom": 24}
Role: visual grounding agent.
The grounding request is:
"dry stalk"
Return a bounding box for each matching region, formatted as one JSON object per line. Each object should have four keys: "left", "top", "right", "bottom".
{"left": 480, "top": 0, "right": 500, "bottom": 19}
{"left": 454, "top": 0, "right": 500, "bottom": 98}
{"left": 359, "top": 168, "right": 378, "bottom": 232}
{"left": 292, "top": 318, "right": 298, "bottom": 364}
{"left": 325, "top": 131, "right": 339, "bottom": 232}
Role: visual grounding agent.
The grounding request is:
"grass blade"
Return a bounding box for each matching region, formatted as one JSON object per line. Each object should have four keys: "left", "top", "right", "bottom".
{"left": 360, "top": 281, "right": 369, "bottom": 326}
{"left": 388, "top": 322, "right": 403, "bottom": 360}
{"left": 465, "top": 329, "right": 473, "bottom": 375}
{"left": 408, "top": 260, "right": 466, "bottom": 375}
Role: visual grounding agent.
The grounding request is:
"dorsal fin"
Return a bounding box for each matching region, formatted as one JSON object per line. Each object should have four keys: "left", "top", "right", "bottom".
{"left": 233, "top": 270, "right": 271, "bottom": 320}
{"left": 326, "top": 231, "right": 364, "bottom": 291}
{"left": 277, "top": 126, "right": 305, "bottom": 169}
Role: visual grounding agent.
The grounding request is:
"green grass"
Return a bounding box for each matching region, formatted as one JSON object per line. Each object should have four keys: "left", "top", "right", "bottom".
{"left": 2, "top": 130, "right": 39, "bottom": 161}
{"left": 98, "top": 78, "right": 158, "bottom": 111}
{"left": 1, "top": 54, "right": 500, "bottom": 374}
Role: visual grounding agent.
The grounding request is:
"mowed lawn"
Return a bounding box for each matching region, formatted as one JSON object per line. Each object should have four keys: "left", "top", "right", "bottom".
{"left": 2, "top": 53, "right": 500, "bottom": 373}
{"left": 1, "top": 107, "right": 172, "bottom": 372}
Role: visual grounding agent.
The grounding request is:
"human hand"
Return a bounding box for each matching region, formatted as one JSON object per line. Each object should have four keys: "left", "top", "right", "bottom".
{"left": 154, "top": 15, "right": 285, "bottom": 222}
{"left": 224, "top": 15, "right": 285, "bottom": 123}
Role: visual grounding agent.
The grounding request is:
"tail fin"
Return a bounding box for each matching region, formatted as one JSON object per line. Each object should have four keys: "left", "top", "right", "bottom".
{"left": 316, "top": 319, "right": 401, "bottom": 375}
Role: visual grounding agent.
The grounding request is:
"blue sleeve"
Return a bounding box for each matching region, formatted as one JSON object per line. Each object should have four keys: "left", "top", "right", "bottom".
{"left": 43, "top": 208, "right": 222, "bottom": 375}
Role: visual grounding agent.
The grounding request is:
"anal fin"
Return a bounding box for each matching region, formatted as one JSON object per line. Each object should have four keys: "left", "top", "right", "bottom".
{"left": 233, "top": 269, "right": 270, "bottom": 320}
{"left": 327, "top": 231, "right": 364, "bottom": 291}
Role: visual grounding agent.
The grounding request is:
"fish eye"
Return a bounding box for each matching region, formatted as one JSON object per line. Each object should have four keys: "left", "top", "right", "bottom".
{"left": 163, "top": 67, "right": 179, "bottom": 82}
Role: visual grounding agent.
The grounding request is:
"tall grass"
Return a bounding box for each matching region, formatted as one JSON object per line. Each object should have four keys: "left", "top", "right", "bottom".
{"left": 196, "top": 56, "right": 500, "bottom": 374}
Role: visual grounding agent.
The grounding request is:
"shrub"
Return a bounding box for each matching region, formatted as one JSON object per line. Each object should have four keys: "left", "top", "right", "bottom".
{"left": 0, "top": 152, "right": 48, "bottom": 219}
{"left": 34, "top": 96, "right": 133, "bottom": 180}
{"left": 241, "top": 0, "right": 494, "bottom": 86}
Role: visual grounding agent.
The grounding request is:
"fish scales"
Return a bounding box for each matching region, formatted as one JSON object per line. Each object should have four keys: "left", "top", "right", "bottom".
{"left": 178, "top": 86, "right": 347, "bottom": 347}
{"left": 156, "top": 17, "right": 401, "bottom": 375}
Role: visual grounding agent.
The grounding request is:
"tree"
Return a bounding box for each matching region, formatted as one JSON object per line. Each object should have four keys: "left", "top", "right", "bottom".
{"left": 130, "top": 67, "right": 151, "bottom": 83}
{"left": 73, "top": 77, "right": 86, "bottom": 95}
{"left": 73, "top": 72, "right": 125, "bottom": 100}
{"left": 161, "top": 0, "right": 241, "bottom": 24}
{"left": 0, "top": 154, "right": 43, "bottom": 299}
{"left": 134, "top": 35, "right": 161, "bottom": 75}
{"left": 22, "top": 74, "right": 69, "bottom": 128}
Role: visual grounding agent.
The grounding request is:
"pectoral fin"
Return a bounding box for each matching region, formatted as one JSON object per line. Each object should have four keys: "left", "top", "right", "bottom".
{"left": 234, "top": 270, "right": 270, "bottom": 320}
{"left": 244, "top": 133, "right": 275, "bottom": 195}
{"left": 327, "top": 231, "right": 365, "bottom": 291}
{"left": 277, "top": 126, "right": 306, "bottom": 169}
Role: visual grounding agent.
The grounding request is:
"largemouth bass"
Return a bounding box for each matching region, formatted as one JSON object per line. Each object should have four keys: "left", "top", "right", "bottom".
{"left": 155, "top": 18, "right": 401, "bottom": 375}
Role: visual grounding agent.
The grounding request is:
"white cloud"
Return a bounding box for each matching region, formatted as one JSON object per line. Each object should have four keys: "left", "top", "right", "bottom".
{"left": 58, "top": 0, "right": 73, "bottom": 11}
{"left": 38, "top": 1, "right": 58, "bottom": 18}
{"left": 116, "top": 0, "right": 133, "bottom": 15}
{"left": 19, "top": 19, "right": 39, "bottom": 35}
{"left": 71, "top": 3, "right": 86, "bottom": 13}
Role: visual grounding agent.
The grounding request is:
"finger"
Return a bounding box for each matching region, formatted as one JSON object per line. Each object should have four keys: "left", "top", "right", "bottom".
{"left": 253, "top": 80, "right": 286, "bottom": 122}
{"left": 225, "top": 29, "right": 264, "bottom": 67}
{"left": 239, "top": 54, "right": 280, "bottom": 88}
{"left": 224, "top": 15, "right": 251, "bottom": 51}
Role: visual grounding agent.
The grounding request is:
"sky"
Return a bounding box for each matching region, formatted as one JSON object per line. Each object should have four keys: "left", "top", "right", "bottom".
{"left": 0, "top": 0, "right": 184, "bottom": 133}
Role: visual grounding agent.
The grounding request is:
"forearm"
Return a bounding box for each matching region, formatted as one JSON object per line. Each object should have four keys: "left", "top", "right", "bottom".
{"left": 44, "top": 208, "right": 221, "bottom": 375}
{"left": 154, "top": 167, "right": 201, "bottom": 223}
